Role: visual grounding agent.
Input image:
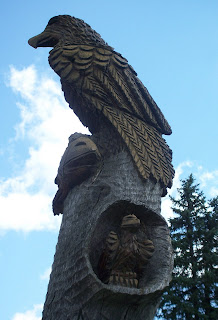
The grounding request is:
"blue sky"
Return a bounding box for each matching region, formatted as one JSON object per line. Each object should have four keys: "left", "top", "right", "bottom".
{"left": 1, "top": 1, "right": 218, "bottom": 319}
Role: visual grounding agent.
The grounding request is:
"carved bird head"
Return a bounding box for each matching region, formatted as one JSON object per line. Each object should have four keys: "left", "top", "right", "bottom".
{"left": 28, "top": 15, "right": 112, "bottom": 50}
{"left": 121, "top": 214, "right": 140, "bottom": 232}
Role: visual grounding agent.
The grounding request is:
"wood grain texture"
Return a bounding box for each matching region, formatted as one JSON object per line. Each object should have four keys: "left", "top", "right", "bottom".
{"left": 42, "top": 136, "right": 173, "bottom": 320}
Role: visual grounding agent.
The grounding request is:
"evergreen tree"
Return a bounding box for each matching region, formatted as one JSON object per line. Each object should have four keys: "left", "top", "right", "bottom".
{"left": 157, "top": 174, "right": 218, "bottom": 319}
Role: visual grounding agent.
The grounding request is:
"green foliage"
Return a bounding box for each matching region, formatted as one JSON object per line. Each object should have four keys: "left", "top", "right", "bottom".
{"left": 157, "top": 174, "right": 218, "bottom": 319}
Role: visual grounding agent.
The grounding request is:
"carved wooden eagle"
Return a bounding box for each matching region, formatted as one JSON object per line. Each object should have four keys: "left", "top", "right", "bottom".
{"left": 28, "top": 15, "right": 174, "bottom": 189}
{"left": 98, "top": 214, "right": 155, "bottom": 288}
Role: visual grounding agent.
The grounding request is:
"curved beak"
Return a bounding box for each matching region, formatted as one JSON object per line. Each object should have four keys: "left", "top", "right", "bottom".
{"left": 28, "top": 31, "right": 59, "bottom": 48}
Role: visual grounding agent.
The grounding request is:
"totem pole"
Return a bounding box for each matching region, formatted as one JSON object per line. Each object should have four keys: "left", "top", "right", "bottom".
{"left": 29, "top": 15, "right": 174, "bottom": 320}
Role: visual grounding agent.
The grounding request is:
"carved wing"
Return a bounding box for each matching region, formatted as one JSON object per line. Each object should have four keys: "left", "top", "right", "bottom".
{"left": 49, "top": 45, "right": 174, "bottom": 188}
{"left": 98, "top": 231, "right": 119, "bottom": 283}
{"left": 138, "top": 239, "right": 155, "bottom": 264}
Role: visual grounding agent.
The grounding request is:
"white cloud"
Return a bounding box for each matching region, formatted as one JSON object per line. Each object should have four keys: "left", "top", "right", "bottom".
{"left": 161, "top": 161, "right": 192, "bottom": 221}
{"left": 40, "top": 266, "right": 52, "bottom": 281}
{"left": 197, "top": 169, "right": 218, "bottom": 197}
{"left": 0, "top": 65, "right": 89, "bottom": 233}
{"left": 210, "top": 187, "right": 218, "bottom": 197}
{"left": 12, "top": 304, "right": 43, "bottom": 320}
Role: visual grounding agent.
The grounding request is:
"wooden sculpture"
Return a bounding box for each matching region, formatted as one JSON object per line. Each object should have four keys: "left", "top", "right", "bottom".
{"left": 28, "top": 15, "right": 174, "bottom": 320}
{"left": 98, "top": 214, "right": 154, "bottom": 288}
{"left": 28, "top": 15, "right": 174, "bottom": 195}
{"left": 52, "top": 133, "right": 101, "bottom": 214}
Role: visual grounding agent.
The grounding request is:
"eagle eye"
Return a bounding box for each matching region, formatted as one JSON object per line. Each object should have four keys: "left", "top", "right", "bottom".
{"left": 75, "top": 142, "right": 86, "bottom": 146}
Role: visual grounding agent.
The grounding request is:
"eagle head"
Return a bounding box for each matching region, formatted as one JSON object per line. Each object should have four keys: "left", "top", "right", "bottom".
{"left": 121, "top": 214, "right": 141, "bottom": 232}
{"left": 28, "top": 15, "right": 112, "bottom": 49}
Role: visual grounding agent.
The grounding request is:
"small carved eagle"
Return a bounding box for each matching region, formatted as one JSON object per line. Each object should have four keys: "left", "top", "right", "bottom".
{"left": 98, "top": 214, "right": 154, "bottom": 288}
{"left": 28, "top": 15, "right": 174, "bottom": 190}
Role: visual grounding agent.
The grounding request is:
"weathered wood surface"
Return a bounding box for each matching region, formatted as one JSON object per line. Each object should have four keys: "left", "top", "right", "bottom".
{"left": 28, "top": 14, "right": 175, "bottom": 320}
{"left": 42, "top": 142, "right": 173, "bottom": 320}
